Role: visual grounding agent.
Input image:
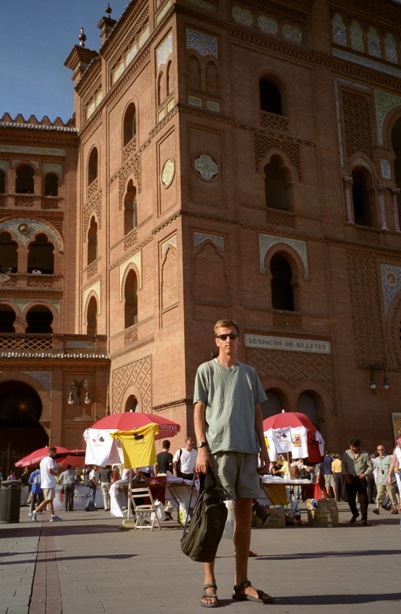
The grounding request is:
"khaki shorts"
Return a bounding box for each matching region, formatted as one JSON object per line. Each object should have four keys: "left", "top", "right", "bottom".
{"left": 212, "top": 451, "right": 260, "bottom": 499}
{"left": 324, "top": 474, "right": 335, "bottom": 488}
{"left": 43, "top": 487, "right": 55, "bottom": 500}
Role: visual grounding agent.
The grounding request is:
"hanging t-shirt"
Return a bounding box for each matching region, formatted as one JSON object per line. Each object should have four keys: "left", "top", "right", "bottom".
{"left": 84, "top": 428, "right": 123, "bottom": 466}
{"left": 110, "top": 423, "right": 158, "bottom": 468}
{"left": 289, "top": 426, "right": 308, "bottom": 459}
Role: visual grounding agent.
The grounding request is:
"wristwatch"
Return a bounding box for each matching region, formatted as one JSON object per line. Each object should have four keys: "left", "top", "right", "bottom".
{"left": 196, "top": 441, "right": 207, "bottom": 448}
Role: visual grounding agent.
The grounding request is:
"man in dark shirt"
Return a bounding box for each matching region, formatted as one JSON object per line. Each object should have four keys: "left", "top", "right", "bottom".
{"left": 154, "top": 440, "right": 173, "bottom": 475}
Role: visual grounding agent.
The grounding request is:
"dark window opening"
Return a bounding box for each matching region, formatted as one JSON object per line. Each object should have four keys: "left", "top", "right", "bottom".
{"left": 87, "top": 218, "right": 98, "bottom": 265}
{"left": 124, "top": 270, "right": 138, "bottom": 328}
{"left": 264, "top": 157, "right": 292, "bottom": 210}
{"left": 88, "top": 148, "right": 98, "bottom": 185}
{"left": 270, "top": 253, "right": 294, "bottom": 311}
{"left": 15, "top": 164, "right": 34, "bottom": 194}
{"left": 123, "top": 103, "right": 136, "bottom": 146}
{"left": 26, "top": 306, "right": 53, "bottom": 334}
{"left": 44, "top": 173, "right": 59, "bottom": 196}
{"left": 0, "top": 232, "right": 18, "bottom": 272}
{"left": 0, "top": 305, "right": 16, "bottom": 333}
{"left": 27, "top": 233, "right": 54, "bottom": 274}
{"left": 260, "top": 79, "right": 282, "bottom": 115}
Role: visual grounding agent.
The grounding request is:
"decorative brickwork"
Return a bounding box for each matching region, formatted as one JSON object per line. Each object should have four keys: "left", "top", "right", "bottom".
{"left": 273, "top": 311, "right": 303, "bottom": 330}
{"left": 266, "top": 209, "right": 296, "bottom": 228}
{"left": 112, "top": 355, "right": 152, "bottom": 412}
{"left": 118, "top": 153, "right": 141, "bottom": 210}
{"left": 260, "top": 111, "right": 289, "bottom": 132}
{"left": 342, "top": 89, "right": 374, "bottom": 159}
{"left": 247, "top": 347, "right": 334, "bottom": 396}
{"left": 83, "top": 188, "right": 102, "bottom": 237}
{"left": 347, "top": 249, "right": 385, "bottom": 368}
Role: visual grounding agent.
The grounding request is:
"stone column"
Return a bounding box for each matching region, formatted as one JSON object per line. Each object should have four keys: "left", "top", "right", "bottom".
{"left": 343, "top": 176, "right": 354, "bottom": 223}
{"left": 377, "top": 183, "right": 388, "bottom": 230}
{"left": 390, "top": 186, "right": 400, "bottom": 232}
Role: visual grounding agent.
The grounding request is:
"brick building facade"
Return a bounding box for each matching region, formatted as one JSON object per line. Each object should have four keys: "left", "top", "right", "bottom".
{"left": 2, "top": 0, "right": 401, "bottom": 470}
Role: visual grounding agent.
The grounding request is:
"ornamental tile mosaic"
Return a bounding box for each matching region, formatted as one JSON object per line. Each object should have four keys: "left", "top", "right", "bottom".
{"left": 381, "top": 264, "right": 401, "bottom": 314}
{"left": 194, "top": 232, "right": 224, "bottom": 251}
{"left": 194, "top": 154, "right": 218, "bottom": 180}
{"left": 332, "top": 14, "right": 347, "bottom": 47}
{"left": 186, "top": 29, "right": 218, "bottom": 58}
{"left": 283, "top": 24, "right": 302, "bottom": 44}
{"left": 161, "top": 158, "right": 175, "bottom": 187}
{"left": 380, "top": 159, "right": 392, "bottom": 180}
{"left": 25, "top": 371, "right": 52, "bottom": 394}
{"left": 162, "top": 235, "right": 177, "bottom": 257}
{"left": 232, "top": 6, "right": 253, "bottom": 27}
{"left": 259, "top": 234, "right": 309, "bottom": 280}
{"left": 185, "top": 0, "right": 216, "bottom": 12}
{"left": 350, "top": 20, "right": 364, "bottom": 53}
{"left": 157, "top": 32, "right": 173, "bottom": 69}
{"left": 385, "top": 33, "right": 398, "bottom": 64}
{"left": 367, "top": 27, "right": 381, "bottom": 59}
{"left": 258, "top": 16, "right": 278, "bottom": 36}
{"left": 375, "top": 90, "right": 401, "bottom": 145}
{"left": 0, "top": 218, "right": 62, "bottom": 251}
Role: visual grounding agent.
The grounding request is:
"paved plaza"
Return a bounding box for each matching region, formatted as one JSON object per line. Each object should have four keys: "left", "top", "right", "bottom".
{"left": 0, "top": 502, "right": 400, "bottom": 614}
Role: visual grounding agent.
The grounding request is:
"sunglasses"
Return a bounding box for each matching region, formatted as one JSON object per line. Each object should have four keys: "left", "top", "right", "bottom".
{"left": 216, "top": 333, "right": 238, "bottom": 340}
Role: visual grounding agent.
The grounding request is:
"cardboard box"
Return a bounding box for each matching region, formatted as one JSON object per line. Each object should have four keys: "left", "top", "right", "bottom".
{"left": 265, "top": 508, "right": 286, "bottom": 528}
{"left": 307, "top": 499, "right": 339, "bottom": 527}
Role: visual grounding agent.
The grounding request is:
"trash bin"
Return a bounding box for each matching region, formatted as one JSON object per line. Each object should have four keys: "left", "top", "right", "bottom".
{"left": 0, "top": 481, "right": 21, "bottom": 523}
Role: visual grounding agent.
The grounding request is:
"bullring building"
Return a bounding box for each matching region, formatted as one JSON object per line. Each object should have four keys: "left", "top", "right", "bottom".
{"left": 2, "top": 0, "right": 401, "bottom": 471}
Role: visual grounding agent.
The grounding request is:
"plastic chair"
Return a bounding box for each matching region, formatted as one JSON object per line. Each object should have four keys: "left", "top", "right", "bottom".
{"left": 130, "top": 486, "right": 161, "bottom": 531}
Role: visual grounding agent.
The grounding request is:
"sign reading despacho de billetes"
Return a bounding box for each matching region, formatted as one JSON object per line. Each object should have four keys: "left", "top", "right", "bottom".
{"left": 245, "top": 334, "right": 331, "bottom": 354}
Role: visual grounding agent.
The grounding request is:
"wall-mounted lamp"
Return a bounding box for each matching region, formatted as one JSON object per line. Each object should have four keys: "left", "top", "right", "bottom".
{"left": 67, "top": 379, "right": 91, "bottom": 409}
{"left": 369, "top": 366, "right": 390, "bottom": 392}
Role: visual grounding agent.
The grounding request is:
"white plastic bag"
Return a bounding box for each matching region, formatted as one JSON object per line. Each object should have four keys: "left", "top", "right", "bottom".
{"left": 223, "top": 499, "right": 234, "bottom": 539}
{"left": 153, "top": 499, "right": 166, "bottom": 522}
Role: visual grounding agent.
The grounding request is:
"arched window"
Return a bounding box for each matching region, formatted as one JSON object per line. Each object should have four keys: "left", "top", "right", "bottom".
{"left": 264, "top": 156, "right": 292, "bottom": 210}
{"left": 0, "top": 170, "right": 5, "bottom": 194}
{"left": 123, "top": 103, "right": 136, "bottom": 146}
{"left": 15, "top": 164, "right": 34, "bottom": 194}
{"left": 124, "top": 181, "right": 137, "bottom": 234}
{"left": 88, "top": 148, "right": 98, "bottom": 185}
{"left": 125, "top": 394, "right": 138, "bottom": 412}
{"left": 87, "top": 217, "right": 98, "bottom": 265}
{"left": 86, "top": 296, "right": 97, "bottom": 336}
{"left": 391, "top": 118, "right": 401, "bottom": 220}
{"left": 206, "top": 61, "right": 219, "bottom": 97}
{"left": 188, "top": 55, "right": 202, "bottom": 91}
{"left": 0, "top": 305, "right": 16, "bottom": 333}
{"left": 44, "top": 173, "right": 58, "bottom": 196}
{"left": 124, "top": 269, "right": 138, "bottom": 328}
{"left": 27, "top": 233, "right": 54, "bottom": 274}
{"left": 157, "top": 71, "right": 165, "bottom": 106}
{"left": 260, "top": 78, "right": 283, "bottom": 115}
{"left": 166, "top": 60, "right": 172, "bottom": 98}
{"left": 262, "top": 388, "right": 287, "bottom": 420}
{"left": 296, "top": 390, "right": 320, "bottom": 426}
{"left": 26, "top": 306, "right": 53, "bottom": 333}
{"left": 0, "top": 232, "right": 18, "bottom": 272}
{"left": 270, "top": 253, "right": 294, "bottom": 311}
{"left": 352, "top": 167, "right": 376, "bottom": 226}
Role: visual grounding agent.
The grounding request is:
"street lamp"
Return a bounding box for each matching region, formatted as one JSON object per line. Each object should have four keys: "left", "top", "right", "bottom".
{"left": 67, "top": 379, "right": 91, "bottom": 409}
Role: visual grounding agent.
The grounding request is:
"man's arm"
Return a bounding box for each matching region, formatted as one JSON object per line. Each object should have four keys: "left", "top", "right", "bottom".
{"left": 254, "top": 403, "right": 269, "bottom": 468}
{"left": 194, "top": 401, "right": 213, "bottom": 473}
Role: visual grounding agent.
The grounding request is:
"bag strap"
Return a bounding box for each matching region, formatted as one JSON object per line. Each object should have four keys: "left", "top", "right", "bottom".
{"left": 181, "top": 473, "right": 198, "bottom": 537}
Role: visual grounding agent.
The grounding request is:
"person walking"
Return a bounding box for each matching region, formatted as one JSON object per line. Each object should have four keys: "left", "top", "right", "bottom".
{"left": 85, "top": 465, "right": 99, "bottom": 511}
{"left": 31, "top": 446, "right": 62, "bottom": 522}
{"left": 193, "top": 318, "right": 272, "bottom": 607}
{"left": 28, "top": 465, "right": 43, "bottom": 517}
{"left": 342, "top": 438, "right": 372, "bottom": 526}
{"left": 372, "top": 445, "right": 398, "bottom": 515}
{"left": 59, "top": 464, "right": 77, "bottom": 511}
{"left": 100, "top": 465, "right": 112, "bottom": 511}
{"left": 322, "top": 451, "right": 336, "bottom": 500}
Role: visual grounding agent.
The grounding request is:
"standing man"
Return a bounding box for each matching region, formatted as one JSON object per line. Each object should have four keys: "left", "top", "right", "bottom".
{"left": 372, "top": 444, "right": 398, "bottom": 515}
{"left": 342, "top": 438, "right": 372, "bottom": 526}
{"left": 154, "top": 440, "right": 173, "bottom": 475}
{"left": 172, "top": 437, "right": 197, "bottom": 480}
{"left": 194, "top": 319, "right": 272, "bottom": 607}
{"left": 59, "top": 464, "right": 77, "bottom": 512}
{"left": 100, "top": 465, "right": 113, "bottom": 511}
{"left": 32, "top": 446, "right": 62, "bottom": 522}
{"left": 322, "top": 450, "right": 336, "bottom": 500}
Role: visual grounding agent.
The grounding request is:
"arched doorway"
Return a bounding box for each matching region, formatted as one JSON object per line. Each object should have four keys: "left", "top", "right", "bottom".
{"left": 0, "top": 381, "right": 48, "bottom": 476}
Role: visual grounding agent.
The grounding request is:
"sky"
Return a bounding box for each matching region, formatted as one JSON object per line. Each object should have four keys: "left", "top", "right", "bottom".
{"left": 0, "top": 1, "right": 130, "bottom": 123}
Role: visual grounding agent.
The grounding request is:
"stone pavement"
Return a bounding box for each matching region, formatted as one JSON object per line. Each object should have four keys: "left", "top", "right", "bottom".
{"left": 1, "top": 502, "right": 400, "bottom": 614}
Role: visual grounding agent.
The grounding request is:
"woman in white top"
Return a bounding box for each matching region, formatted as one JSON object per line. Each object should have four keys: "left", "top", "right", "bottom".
{"left": 387, "top": 437, "right": 401, "bottom": 498}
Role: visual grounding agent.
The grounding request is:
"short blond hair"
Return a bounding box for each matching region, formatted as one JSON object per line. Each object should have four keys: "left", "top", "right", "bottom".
{"left": 214, "top": 319, "right": 240, "bottom": 337}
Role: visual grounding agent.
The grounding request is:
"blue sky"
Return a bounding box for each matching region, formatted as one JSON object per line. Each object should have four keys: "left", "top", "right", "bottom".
{"left": 0, "top": 1, "right": 129, "bottom": 122}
